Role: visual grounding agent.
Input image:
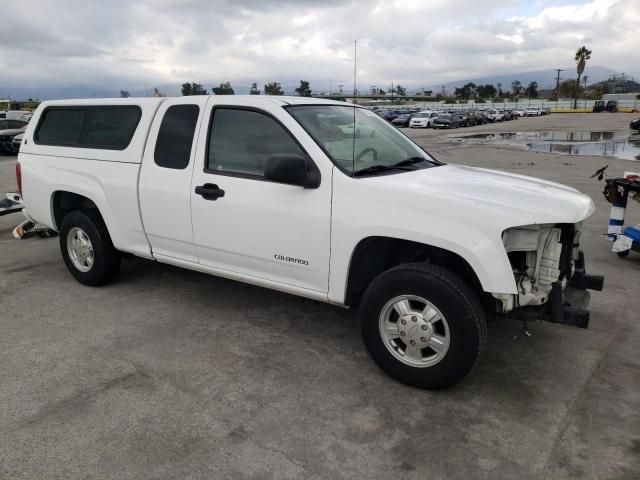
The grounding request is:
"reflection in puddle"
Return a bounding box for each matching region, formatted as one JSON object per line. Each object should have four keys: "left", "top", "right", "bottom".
{"left": 452, "top": 131, "right": 640, "bottom": 161}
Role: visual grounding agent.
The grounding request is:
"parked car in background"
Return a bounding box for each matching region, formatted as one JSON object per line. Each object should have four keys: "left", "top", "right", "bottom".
{"left": 392, "top": 114, "right": 413, "bottom": 128}
{"left": 485, "top": 109, "right": 504, "bottom": 122}
{"left": 10, "top": 132, "right": 24, "bottom": 154}
{"left": 478, "top": 110, "right": 492, "bottom": 123}
{"left": 0, "top": 110, "right": 33, "bottom": 122}
{"left": 500, "top": 110, "right": 515, "bottom": 121}
{"left": 449, "top": 111, "right": 469, "bottom": 127}
{"left": 513, "top": 108, "right": 526, "bottom": 117}
{"left": 0, "top": 119, "right": 28, "bottom": 154}
{"left": 630, "top": 118, "right": 640, "bottom": 133}
{"left": 525, "top": 108, "right": 540, "bottom": 117}
{"left": 541, "top": 107, "right": 551, "bottom": 115}
{"left": 433, "top": 113, "right": 459, "bottom": 129}
{"left": 409, "top": 111, "right": 439, "bottom": 128}
{"left": 380, "top": 110, "right": 397, "bottom": 122}
{"left": 337, "top": 121, "right": 376, "bottom": 138}
{"left": 465, "top": 110, "right": 484, "bottom": 126}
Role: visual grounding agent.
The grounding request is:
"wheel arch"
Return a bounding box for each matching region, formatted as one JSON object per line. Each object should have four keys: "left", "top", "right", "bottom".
{"left": 344, "top": 236, "right": 488, "bottom": 308}
{"left": 51, "top": 190, "right": 102, "bottom": 230}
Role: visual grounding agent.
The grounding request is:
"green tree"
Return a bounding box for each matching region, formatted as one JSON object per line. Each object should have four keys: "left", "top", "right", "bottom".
{"left": 525, "top": 81, "right": 539, "bottom": 98}
{"left": 295, "top": 80, "right": 312, "bottom": 97}
{"left": 511, "top": 80, "right": 523, "bottom": 96}
{"left": 212, "top": 81, "right": 235, "bottom": 95}
{"left": 181, "top": 82, "right": 208, "bottom": 96}
{"left": 454, "top": 82, "right": 477, "bottom": 100}
{"left": 573, "top": 45, "right": 592, "bottom": 108}
{"left": 476, "top": 84, "right": 497, "bottom": 99}
{"left": 264, "top": 82, "right": 284, "bottom": 95}
{"left": 560, "top": 79, "right": 582, "bottom": 98}
{"left": 249, "top": 82, "right": 260, "bottom": 95}
{"left": 390, "top": 84, "right": 406, "bottom": 96}
{"left": 120, "top": 90, "right": 130, "bottom": 98}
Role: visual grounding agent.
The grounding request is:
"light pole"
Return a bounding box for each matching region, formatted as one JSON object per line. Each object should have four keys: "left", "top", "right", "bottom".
{"left": 583, "top": 76, "right": 588, "bottom": 109}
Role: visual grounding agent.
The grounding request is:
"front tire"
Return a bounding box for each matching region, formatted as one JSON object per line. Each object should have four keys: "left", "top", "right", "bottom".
{"left": 360, "top": 263, "right": 486, "bottom": 389}
{"left": 60, "top": 209, "right": 121, "bottom": 286}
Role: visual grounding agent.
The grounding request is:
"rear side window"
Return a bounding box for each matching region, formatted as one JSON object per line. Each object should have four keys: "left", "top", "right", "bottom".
{"left": 83, "top": 108, "right": 141, "bottom": 148}
{"left": 36, "top": 109, "right": 85, "bottom": 145}
{"left": 154, "top": 105, "right": 199, "bottom": 169}
{"left": 35, "top": 106, "right": 141, "bottom": 150}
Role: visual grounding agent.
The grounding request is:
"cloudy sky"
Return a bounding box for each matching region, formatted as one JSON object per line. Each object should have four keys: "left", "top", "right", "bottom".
{"left": 1, "top": 0, "right": 638, "bottom": 96}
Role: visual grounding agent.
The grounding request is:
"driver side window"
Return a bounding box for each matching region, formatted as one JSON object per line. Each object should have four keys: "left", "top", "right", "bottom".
{"left": 207, "top": 108, "right": 306, "bottom": 178}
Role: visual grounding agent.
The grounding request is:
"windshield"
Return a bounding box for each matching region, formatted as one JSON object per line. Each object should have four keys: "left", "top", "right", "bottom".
{"left": 288, "top": 105, "right": 438, "bottom": 176}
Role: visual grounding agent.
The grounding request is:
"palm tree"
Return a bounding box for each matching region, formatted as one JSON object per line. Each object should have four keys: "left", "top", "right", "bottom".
{"left": 573, "top": 46, "right": 592, "bottom": 109}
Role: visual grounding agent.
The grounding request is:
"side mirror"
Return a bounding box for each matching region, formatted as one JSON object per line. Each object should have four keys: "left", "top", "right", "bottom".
{"left": 264, "top": 154, "right": 320, "bottom": 189}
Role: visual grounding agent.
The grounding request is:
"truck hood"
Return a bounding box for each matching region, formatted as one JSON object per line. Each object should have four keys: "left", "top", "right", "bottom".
{"left": 369, "top": 164, "right": 595, "bottom": 227}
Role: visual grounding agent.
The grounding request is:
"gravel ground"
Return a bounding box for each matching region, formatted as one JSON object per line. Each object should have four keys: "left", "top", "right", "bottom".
{"left": 1, "top": 113, "right": 639, "bottom": 480}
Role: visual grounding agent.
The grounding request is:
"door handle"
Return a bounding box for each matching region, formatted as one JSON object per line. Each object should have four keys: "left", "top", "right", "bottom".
{"left": 195, "top": 183, "right": 225, "bottom": 201}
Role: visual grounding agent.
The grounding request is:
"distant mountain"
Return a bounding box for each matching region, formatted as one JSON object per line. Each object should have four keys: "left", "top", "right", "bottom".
{"left": 432, "top": 66, "right": 622, "bottom": 93}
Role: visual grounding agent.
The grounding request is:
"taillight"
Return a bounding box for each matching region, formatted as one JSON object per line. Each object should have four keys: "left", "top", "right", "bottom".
{"left": 16, "top": 162, "right": 22, "bottom": 194}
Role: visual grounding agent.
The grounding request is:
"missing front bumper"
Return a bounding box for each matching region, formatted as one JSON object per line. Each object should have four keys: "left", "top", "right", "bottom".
{"left": 508, "top": 251, "right": 604, "bottom": 329}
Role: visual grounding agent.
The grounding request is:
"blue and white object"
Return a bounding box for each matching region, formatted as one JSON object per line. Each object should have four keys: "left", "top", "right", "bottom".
{"left": 608, "top": 171, "right": 640, "bottom": 255}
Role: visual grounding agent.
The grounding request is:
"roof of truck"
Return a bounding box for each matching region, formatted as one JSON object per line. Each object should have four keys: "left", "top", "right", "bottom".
{"left": 39, "top": 96, "right": 351, "bottom": 108}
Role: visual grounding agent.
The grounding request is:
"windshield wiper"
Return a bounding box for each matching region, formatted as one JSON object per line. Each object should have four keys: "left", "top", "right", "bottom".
{"left": 353, "top": 157, "right": 432, "bottom": 177}
{"left": 353, "top": 163, "right": 418, "bottom": 177}
{"left": 392, "top": 156, "right": 430, "bottom": 168}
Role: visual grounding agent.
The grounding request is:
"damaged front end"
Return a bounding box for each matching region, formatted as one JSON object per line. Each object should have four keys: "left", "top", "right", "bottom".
{"left": 493, "top": 223, "right": 604, "bottom": 328}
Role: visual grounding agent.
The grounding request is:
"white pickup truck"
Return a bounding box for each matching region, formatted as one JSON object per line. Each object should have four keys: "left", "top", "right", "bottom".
{"left": 17, "top": 96, "right": 603, "bottom": 389}
{"left": 485, "top": 109, "right": 504, "bottom": 122}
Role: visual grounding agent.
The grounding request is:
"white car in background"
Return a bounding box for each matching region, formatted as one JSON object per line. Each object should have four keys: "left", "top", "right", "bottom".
{"left": 409, "top": 111, "right": 439, "bottom": 128}
{"left": 337, "top": 121, "right": 376, "bottom": 138}
{"left": 513, "top": 109, "right": 526, "bottom": 117}
{"left": 485, "top": 109, "right": 504, "bottom": 122}
{"left": 0, "top": 110, "right": 33, "bottom": 122}
{"left": 525, "top": 108, "right": 541, "bottom": 117}
{"left": 11, "top": 132, "right": 24, "bottom": 154}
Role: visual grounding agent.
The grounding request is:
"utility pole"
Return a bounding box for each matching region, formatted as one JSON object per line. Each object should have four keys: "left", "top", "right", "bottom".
{"left": 583, "top": 76, "right": 589, "bottom": 109}
{"left": 391, "top": 82, "right": 394, "bottom": 105}
{"left": 554, "top": 69, "right": 563, "bottom": 109}
{"left": 353, "top": 40, "right": 357, "bottom": 102}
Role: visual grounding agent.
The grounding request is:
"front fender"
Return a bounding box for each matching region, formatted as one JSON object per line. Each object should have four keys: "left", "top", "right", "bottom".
{"left": 328, "top": 223, "right": 518, "bottom": 305}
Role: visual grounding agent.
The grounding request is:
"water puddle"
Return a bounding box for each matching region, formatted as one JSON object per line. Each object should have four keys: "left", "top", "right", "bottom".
{"left": 450, "top": 131, "right": 640, "bottom": 161}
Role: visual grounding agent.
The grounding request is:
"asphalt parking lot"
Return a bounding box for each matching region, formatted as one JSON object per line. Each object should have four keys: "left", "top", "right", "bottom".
{"left": 1, "top": 113, "right": 639, "bottom": 479}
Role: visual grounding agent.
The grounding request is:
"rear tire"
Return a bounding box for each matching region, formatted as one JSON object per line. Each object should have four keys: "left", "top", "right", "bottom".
{"left": 617, "top": 250, "right": 630, "bottom": 258}
{"left": 59, "top": 209, "right": 121, "bottom": 286}
{"left": 360, "top": 263, "right": 487, "bottom": 389}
